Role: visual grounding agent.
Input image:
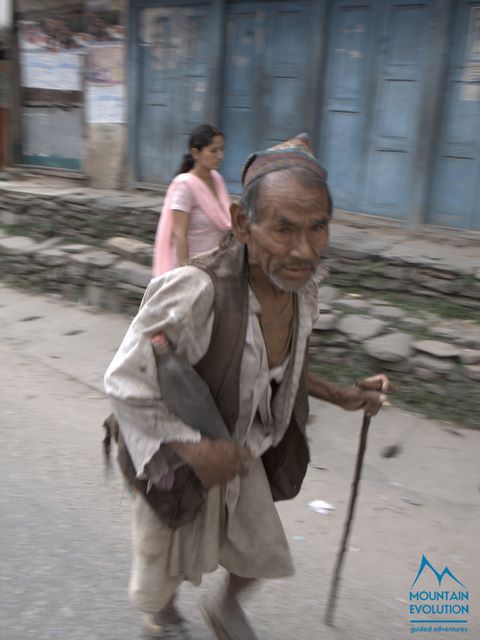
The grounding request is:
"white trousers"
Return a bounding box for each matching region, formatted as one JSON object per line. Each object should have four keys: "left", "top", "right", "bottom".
{"left": 129, "top": 457, "right": 294, "bottom": 613}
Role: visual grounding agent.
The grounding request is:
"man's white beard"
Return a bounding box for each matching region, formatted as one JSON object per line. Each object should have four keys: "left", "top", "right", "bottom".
{"left": 268, "top": 271, "right": 302, "bottom": 293}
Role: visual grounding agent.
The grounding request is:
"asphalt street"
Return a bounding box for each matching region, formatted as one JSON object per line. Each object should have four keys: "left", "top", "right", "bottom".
{"left": 0, "top": 283, "right": 479, "bottom": 640}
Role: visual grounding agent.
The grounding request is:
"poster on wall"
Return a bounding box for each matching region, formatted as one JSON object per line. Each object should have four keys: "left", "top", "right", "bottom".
{"left": 86, "top": 84, "right": 125, "bottom": 124}
{"left": 85, "top": 43, "right": 125, "bottom": 122}
{"left": 86, "top": 0, "right": 124, "bottom": 43}
{"left": 17, "top": 14, "right": 86, "bottom": 90}
{"left": 85, "top": 0, "right": 125, "bottom": 123}
{"left": 17, "top": 1, "right": 125, "bottom": 121}
{"left": 86, "top": 43, "right": 124, "bottom": 85}
{"left": 17, "top": 15, "right": 87, "bottom": 52}
{"left": 15, "top": 3, "right": 85, "bottom": 169}
{"left": 20, "top": 51, "right": 83, "bottom": 91}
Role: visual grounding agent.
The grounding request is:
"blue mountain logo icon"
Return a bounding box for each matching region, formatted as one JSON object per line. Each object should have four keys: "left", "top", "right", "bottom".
{"left": 411, "top": 554, "right": 465, "bottom": 588}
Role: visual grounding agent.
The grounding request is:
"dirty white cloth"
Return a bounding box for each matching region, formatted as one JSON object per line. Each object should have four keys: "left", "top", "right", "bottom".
{"left": 130, "top": 456, "right": 294, "bottom": 613}
{"left": 104, "top": 265, "right": 319, "bottom": 483}
{"left": 104, "top": 263, "right": 321, "bottom": 609}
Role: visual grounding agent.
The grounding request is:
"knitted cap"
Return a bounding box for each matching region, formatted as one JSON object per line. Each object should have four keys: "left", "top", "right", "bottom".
{"left": 241, "top": 133, "right": 327, "bottom": 186}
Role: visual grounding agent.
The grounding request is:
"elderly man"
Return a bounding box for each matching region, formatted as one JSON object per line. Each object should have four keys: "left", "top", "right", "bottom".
{"left": 104, "top": 135, "right": 389, "bottom": 640}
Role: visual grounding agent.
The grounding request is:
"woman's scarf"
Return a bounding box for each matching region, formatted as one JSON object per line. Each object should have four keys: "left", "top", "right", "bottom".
{"left": 153, "top": 170, "right": 231, "bottom": 277}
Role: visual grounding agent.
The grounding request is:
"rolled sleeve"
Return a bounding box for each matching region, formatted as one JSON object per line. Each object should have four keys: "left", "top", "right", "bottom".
{"left": 104, "top": 266, "right": 214, "bottom": 481}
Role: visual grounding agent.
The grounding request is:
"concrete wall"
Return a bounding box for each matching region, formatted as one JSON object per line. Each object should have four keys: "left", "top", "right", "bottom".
{"left": 84, "top": 123, "right": 126, "bottom": 189}
{"left": 0, "top": 0, "right": 12, "bottom": 28}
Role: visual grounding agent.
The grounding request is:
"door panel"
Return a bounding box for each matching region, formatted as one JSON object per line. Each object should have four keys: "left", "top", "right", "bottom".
{"left": 321, "top": 0, "right": 435, "bottom": 220}
{"left": 319, "top": 1, "right": 375, "bottom": 210}
{"left": 364, "top": 1, "right": 430, "bottom": 219}
{"left": 135, "top": 3, "right": 213, "bottom": 185}
{"left": 220, "top": 4, "right": 261, "bottom": 189}
{"left": 366, "top": 150, "right": 407, "bottom": 208}
{"left": 221, "top": 1, "right": 313, "bottom": 192}
{"left": 428, "top": 2, "right": 480, "bottom": 229}
{"left": 262, "top": 2, "right": 311, "bottom": 148}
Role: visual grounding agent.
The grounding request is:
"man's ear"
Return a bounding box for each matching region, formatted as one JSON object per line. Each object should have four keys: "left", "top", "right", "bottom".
{"left": 230, "top": 203, "right": 251, "bottom": 244}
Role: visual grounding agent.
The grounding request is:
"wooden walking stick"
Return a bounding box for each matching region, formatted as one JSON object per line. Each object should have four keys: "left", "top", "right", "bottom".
{"left": 324, "top": 412, "right": 372, "bottom": 626}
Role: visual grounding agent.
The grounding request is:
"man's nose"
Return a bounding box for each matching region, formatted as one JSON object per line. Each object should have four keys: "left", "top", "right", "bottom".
{"left": 291, "top": 233, "right": 315, "bottom": 261}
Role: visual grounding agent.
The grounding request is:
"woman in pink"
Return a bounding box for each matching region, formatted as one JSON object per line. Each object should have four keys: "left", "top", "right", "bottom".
{"left": 153, "top": 124, "right": 231, "bottom": 276}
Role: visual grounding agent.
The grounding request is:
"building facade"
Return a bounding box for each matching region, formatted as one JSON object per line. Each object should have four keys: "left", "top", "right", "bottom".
{"left": 0, "top": 0, "right": 12, "bottom": 169}
{"left": 10, "top": 0, "right": 480, "bottom": 230}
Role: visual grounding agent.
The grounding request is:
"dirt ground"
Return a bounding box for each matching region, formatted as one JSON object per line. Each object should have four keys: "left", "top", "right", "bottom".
{"left": 1, "top": 283, "right": 478, "bottom": 640}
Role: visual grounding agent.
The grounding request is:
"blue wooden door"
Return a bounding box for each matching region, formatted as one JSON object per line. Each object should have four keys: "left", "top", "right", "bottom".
{"left": 220, "top": 3, "right": 260, "bottom": 190}
{"left": 221, "top": 1, "right": 313, "bottom": 192}
{"left": 320, "top": 0, "right": 433, "bottom": 220}
{"left": 134, "top": 3, "right": 213, "bottom": 185}
{"left": 428, "top": 1, "right": 480, "bottom": 230}
{"left": 262, "top": 2, "right": 312, "bottom": 148}
{"left": 363, "top": 0, "right": 432, "bottom": 219}
{"left": 318, "top": 0, "right": 376, "bottom": 210}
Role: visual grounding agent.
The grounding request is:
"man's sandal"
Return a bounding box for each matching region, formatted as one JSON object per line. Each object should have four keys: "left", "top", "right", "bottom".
{"left": 200, "top": 598, "right": 259, "bottom": 640}
{"left": 143, "top": 613, "right": 192, "bottom": 640}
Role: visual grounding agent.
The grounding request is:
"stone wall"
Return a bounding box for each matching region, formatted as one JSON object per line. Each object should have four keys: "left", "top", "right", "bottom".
{"left": 1, "top": 184, "right": 479, "bottom": 427}
{"left": 0, "top": 189, "right": 163, "bottom": 244}
{"left": 0, "top": 232, "right": 151, "bottom": 315}
{"left": 1, "top": 186, "right": 479, "bottom": 312}
{"left": 1, "top": 226, "right": 480, "bottom": 427}
{"left": 324, "top": 236, "right": 480, "bottom": 311}
{"left": 310, "top": 286, "right": 480, "bottom": 428}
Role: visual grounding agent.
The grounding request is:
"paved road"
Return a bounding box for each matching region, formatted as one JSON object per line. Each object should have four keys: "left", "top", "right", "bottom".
{"left": 1, "top": 284, "right": 479, "bottom": 640}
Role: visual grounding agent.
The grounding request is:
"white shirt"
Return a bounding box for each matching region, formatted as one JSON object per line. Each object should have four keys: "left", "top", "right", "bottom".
{"left": 104, "top": 265, "right": 321, "bottom": 484}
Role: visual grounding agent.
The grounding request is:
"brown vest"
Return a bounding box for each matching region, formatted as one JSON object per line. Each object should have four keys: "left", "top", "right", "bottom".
{"left": 103, "top": 234, "right": 310, "bottom": 529}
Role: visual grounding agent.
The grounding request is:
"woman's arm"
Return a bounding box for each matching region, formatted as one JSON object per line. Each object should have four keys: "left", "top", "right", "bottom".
{"left": 172, "top": 209, "right": 190, "bottom": 266}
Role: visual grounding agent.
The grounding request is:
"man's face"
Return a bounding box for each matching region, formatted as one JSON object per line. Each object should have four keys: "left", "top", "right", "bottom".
{"left": 233, "top": 171, "right": 330, "bottom": 291}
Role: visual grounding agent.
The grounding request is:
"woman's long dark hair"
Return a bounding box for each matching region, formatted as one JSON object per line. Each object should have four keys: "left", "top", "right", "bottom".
{"left": 176, "top": 124, "right": 224, "bottom": 175}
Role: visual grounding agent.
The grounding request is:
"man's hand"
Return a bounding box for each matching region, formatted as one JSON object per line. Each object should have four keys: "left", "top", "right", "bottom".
{"left": 342, "top": 374, "right": 393, "bottom": 416}
{"left": 168, "top": 439, "right": 251, "bottom": 490}
{"left": 307, "top": 372, "right": 393, "bottom": 417}
{"left": 355, "top": 374, "right": 393, "bottom": 393}
{"left": 341, "top": 386, "right": 386, "bottom": 416}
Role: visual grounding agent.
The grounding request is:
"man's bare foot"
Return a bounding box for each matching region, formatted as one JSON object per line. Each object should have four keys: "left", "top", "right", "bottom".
{"left": 143, "top": 597, "right": 190, "bottom": 639}
{"left": 200, "top": 595, "right": 258, "bottom": 640}
{"left": 156, "top": 597, "right": 185, "bottom": 625}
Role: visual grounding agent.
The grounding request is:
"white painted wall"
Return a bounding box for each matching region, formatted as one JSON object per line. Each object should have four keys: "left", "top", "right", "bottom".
{"left": 0, "top": 0, "right": 12, "bottom": 28}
